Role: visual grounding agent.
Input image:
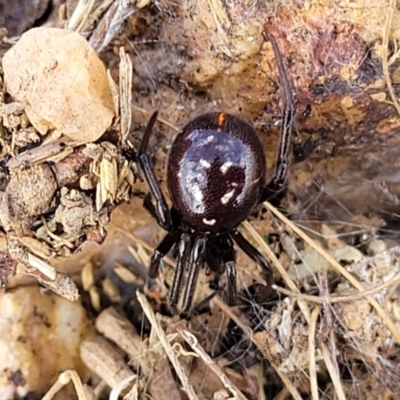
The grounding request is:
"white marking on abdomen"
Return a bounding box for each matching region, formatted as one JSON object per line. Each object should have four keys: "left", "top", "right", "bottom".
{"left": 221, "top": 189, "right": 235, "bottom": 204}
{"left": 200, "top": 159, "right": 211, "bottom": 168}
{"left": 203, "top": 218, "right": 216, "bottom": 225}
{"left": 220, "top": 161, "right": 233, "bottom": 174}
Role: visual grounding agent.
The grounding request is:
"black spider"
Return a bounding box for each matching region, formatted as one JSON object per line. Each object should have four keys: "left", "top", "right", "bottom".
{"left": 137, "top": 33, "right": 294, "bottom": 313}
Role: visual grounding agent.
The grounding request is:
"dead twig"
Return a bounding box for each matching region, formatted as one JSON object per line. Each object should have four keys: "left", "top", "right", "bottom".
{"left": 136, "top": 291, "right": 199, "bottom": 400}
{"left": 80, "top": 335, "right": 134, "bottom": 389}
{"left": 95, "top": 307, "right": 151, "bottom": 375}
{"left": 177, "top": 328, "right": 248, "bottom": 400}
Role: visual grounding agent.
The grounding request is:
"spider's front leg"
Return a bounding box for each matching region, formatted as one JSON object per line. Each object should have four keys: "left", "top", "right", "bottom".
{"left": 219, "top": 235, "right": 237, "bottom": 306}
{"left": 169, "top": 232, "right": 191, "bottom": 307}
{"left": 261, "top": 33, "right": 295, "bottom": 201}
{"left": 138, "top": 111, "right": 172, "bottom": 230}
{"left": 182, "top": 235, "right": 206, "bottom": 313}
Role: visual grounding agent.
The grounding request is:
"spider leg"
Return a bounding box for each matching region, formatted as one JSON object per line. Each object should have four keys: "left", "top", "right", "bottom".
{"left": 205, "top": 242, "right": 224, "bottom": 276}
{"left": 220, "top": 235, "right": 237, "bottom": 306}
{"left": 231, "top": 229, "right": 273, "bottom": 282}
{"left": 143, "top": 193, "right": 157, "bottom": 219}
{"left": 138, "top": 111, "right": 172, "bottom": 230}
{"left": 149, "top": 230, "right": 180, "bottom": 278}
{"left": 169, "top": 232, "right": 191, "bottom": 307}
{"left": 182, "top": 235, "right": 206, "bottom": 313}
{"left": 261, "top": 33, "right": 295, "bottom": 202}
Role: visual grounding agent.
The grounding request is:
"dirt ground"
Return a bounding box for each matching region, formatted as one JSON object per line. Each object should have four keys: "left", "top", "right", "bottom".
{"left": 1, "top": 0, "right": 400, "bottom": 399}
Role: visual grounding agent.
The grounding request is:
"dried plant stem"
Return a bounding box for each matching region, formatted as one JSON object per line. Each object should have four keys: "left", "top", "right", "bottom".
{"left": 136, "top": 291, "right": 199, "bottom": 400}
{"left": 67, "top": 0, "right": 96, "bottom": 31}
{"left": 80, "top": 335, "right": 134, "bottom": 389}
{"left": 321, "top": 344, "right": 346, "bottom": 400}
{"left": 273, "top": 270, "right": 400, "bottom": 303}
{"left": 178, "top": 329, "right": 248, "bottom": 400}
{"left": 109, "top": 375, "right": 137, "bottom": 400}
{"left": 119, "top": 47, "right": 133, "bottom": 140}
{"left": 264, "top": 201, "right": 400, "bottom": 345}
{"left": 95, "top": 307, "right": 151, "bottom": 375}
{"left": 309, "top": 306, "right": 321, "bottom": 400}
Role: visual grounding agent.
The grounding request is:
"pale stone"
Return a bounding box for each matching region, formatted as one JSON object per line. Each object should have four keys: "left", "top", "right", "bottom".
{"left": 3, "top": 27, "right": 115, "bottom": 142}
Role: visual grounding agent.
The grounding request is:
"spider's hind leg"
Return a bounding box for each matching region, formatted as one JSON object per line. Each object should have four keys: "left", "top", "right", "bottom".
{"left": 232, "top": 229, "right": 273, "bottom": 283}
{"left": 206, "top": 236, "right": 237, "bottom": 306}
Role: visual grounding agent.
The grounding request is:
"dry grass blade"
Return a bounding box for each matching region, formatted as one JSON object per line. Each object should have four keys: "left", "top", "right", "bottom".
{"left": 309, "top": 306, "right": 321, "bottom": 400}
{"left": 131, "top": 104, "right": 180, "bottom": 132}
{"left": 273, "top": 270, "right": 400, "bottom": 303}
{"left": 67, "top": 0, "right": 97, "bottom": 32}
{"left": 264, "top": 201, "right": 400, "bottom": 344}
{"left": 136, "top": 291, "right": 199, "bottom": 400}
{"left": 321, "top": 344, "right": 346, "bottom": 400}
{"left": 109, "top": 375, "right": 137, "bottom": 400}
{"left": 243, "top": 220, "right": 311, "bottom": 324}
{"left": 119, "top": 47, "right": 133, "bottom": 140}
{"left": 177, "top": 328, "right": 248, "bottom": 400}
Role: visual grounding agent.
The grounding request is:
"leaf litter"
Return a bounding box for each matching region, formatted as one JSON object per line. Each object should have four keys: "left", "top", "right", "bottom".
{"left": 2, "top": 0, "right": 400, "bottom": 399}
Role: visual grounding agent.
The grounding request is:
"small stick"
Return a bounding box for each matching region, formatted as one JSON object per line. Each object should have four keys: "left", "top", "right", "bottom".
{"left": 136, "top": 291, "right": 199, "bottom": 400}
{"left": 80, "top": 335, "right": 134, "bottom": 389}
{"left": 95, "top": 307, "right": 150, "bottom": 375}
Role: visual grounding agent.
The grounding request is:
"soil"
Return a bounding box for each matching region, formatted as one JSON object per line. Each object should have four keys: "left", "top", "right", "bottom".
{"left": 1, "top": 0, "right": 400, "bottom": 399}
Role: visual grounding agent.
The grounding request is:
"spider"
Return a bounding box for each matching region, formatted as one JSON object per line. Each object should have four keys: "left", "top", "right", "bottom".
{"left": 138, "top": 32, "right": 294, "bottom": 313}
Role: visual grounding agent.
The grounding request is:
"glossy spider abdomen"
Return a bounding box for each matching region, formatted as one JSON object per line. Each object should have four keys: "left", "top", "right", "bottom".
{"left": 167, "top": 112, "right": 266, "bottom": 233}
